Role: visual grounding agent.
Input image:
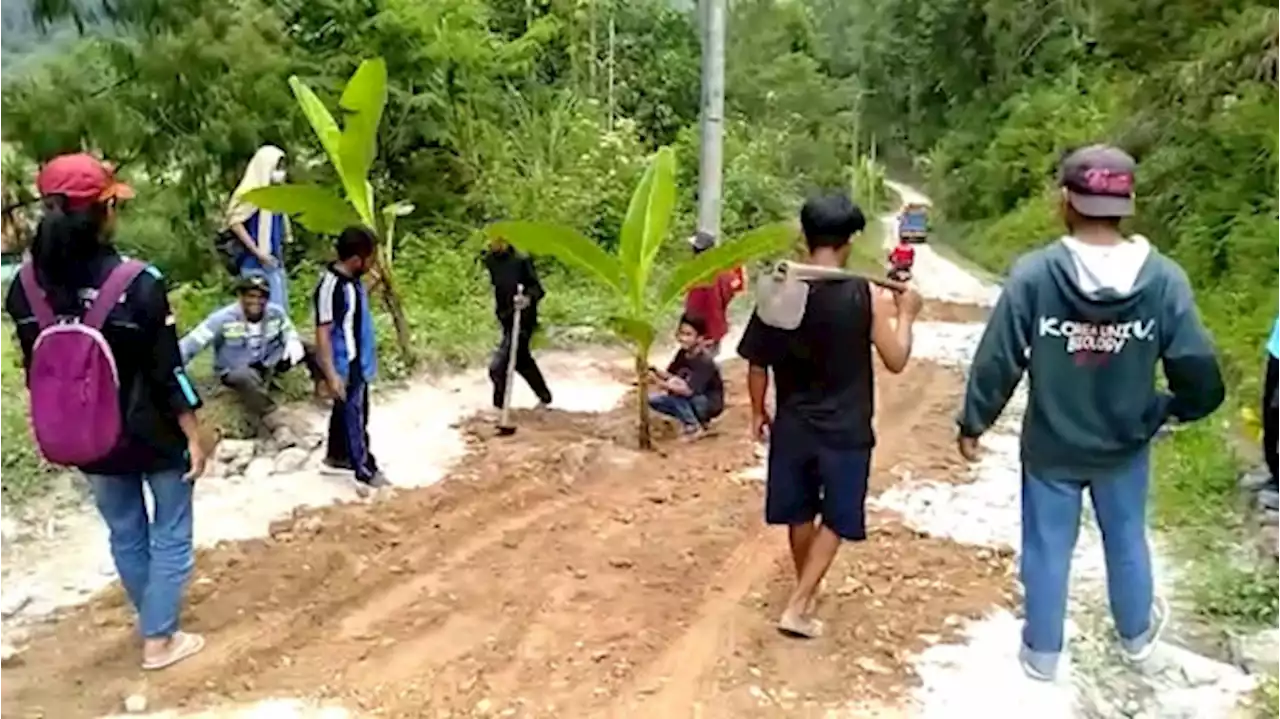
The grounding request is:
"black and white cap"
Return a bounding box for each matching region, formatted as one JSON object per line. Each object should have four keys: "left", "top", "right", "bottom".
{"left": 688, "top": 230, "right": 716, "bottom": 253}
{"left": 1059, "top": 144, "right": 1136, "bottom": 218}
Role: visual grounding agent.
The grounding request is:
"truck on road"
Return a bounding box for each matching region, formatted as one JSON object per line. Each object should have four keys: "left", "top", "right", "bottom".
{"left": 897, "top": 203, "right": 929, "bottom": 244}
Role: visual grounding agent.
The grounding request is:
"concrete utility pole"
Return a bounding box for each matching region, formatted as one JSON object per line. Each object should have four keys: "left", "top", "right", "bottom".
{"left": 696, "top": 0, "right": 725, "bottom": 242}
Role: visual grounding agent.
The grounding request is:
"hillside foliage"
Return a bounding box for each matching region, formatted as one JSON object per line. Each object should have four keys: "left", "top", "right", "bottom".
{"left": 817, "top": 0, "right": 1277, "bottom": 400}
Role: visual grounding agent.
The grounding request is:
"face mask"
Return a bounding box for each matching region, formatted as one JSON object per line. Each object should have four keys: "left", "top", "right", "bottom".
{"left": 269, "top": 169, "right": 286, "bottom": 184}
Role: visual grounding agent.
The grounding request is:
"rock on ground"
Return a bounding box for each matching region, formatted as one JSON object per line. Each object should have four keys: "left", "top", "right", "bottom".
{"left": 273, "top": 448, "right": 310, "bottom": 474}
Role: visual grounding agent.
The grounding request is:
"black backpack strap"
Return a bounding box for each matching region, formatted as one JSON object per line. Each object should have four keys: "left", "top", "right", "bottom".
{"left": 83, "top": 260, "right": 148, "bottom": 329}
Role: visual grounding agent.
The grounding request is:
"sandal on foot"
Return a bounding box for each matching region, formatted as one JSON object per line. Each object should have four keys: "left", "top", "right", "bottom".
{"left": 777, "top": 612, "right": 824, "bottom": 639}
{"left": 141, "top": 631, "right": 205, "bottom": 671}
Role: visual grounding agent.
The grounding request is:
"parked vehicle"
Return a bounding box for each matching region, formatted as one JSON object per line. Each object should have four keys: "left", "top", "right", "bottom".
{"left": 897, "top": 203, "right": 929, "bottom": 244}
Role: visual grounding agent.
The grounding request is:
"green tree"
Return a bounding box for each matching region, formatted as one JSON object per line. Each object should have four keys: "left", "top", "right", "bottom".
{"left": 486, "top": 146, "right": 793, "bottom": 448}
{"left": 243, "top": 57, "right": 416, "bottom": 365}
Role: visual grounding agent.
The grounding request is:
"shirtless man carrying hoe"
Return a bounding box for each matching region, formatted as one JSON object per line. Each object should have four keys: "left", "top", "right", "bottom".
{"left": 737, "top": 194, "right": 922, "bottom": 637}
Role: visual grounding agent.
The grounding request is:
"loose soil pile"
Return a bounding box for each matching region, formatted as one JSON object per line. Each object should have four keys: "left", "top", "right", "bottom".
{"left": 2, "top": 360, "right": 1012, "bottom": 719}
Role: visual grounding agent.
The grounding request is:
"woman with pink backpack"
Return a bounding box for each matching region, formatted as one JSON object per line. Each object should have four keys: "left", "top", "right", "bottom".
{"left": 4, "top": 153, "right": 210, "bottom": 670}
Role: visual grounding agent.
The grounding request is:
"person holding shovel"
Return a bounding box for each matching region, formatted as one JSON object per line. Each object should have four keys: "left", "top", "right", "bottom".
{"left": 738, "top": 193, "right": 922, "bottom": 640}
{"left": 484, "top": 235, "right": 553, "bottom": 415}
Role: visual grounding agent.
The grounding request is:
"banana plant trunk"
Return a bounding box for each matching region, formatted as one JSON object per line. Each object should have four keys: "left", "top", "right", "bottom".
{"left": 375, "top": 259, "right": 415, "bottom": 368}
{"left": 635, "top": 352, "right": 653, "bottom": 450}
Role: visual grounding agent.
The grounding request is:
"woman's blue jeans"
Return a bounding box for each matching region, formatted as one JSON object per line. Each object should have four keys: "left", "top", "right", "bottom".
{"left": 86, "top": 468, "right": 194, "bottom": 639}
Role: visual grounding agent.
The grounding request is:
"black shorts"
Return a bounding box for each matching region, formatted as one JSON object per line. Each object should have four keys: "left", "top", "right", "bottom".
{"left": 765, "top": 414, "right": 872, "bottom": 541}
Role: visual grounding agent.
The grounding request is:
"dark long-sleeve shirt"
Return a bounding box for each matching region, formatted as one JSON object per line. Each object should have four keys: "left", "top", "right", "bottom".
{"left": 957, "top": 239, "right": 1223, "bottom": 477}
{"left": 483, "top": 249, "right": 545, "bottom": 330}
{"left": 5, "top": 247, "right": 202, "bottom": 475}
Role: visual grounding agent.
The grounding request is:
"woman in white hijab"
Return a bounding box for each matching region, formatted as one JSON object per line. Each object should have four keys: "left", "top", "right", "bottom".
{"left": 225, "top": 145, "right": 292, "bottom": 308}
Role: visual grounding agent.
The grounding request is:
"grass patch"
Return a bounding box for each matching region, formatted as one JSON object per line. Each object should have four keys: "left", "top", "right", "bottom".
{"left": 1151, "top": 422, "right": 1242, "bottom": 534}
{"left": 848, "top": 219, "right": 888, "bottom": 275}
{"left": 920, "top": 223, "right": 1003, "bottom": 286}
{"left": 1, "top": 330, "right": 52, "bottom": 506}
{"left": 1150, "top": 395, "right": 1277, "bottom": 629}
{"left": 1249, "top": 673, "right": 1280, "bottom": 719}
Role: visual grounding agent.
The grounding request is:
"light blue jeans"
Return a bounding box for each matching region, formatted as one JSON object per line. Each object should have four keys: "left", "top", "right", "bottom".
{"left": 1020, "top": 450, "right": 1154, "bottom": 676}
{"left": 87, "top": 468, "right": 194, "bottom": 639}
{"left": 648, "top": 393, "right": 709, "bottom": 430}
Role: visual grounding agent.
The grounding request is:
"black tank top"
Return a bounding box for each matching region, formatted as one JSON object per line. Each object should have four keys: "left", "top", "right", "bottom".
{"left": 738, "top": 278, "right": 875, "bottom": 448}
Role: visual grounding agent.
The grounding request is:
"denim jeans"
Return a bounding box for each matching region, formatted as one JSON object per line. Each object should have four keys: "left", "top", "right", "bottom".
{"left": 1020, "top": 450, "right": 1154, "bottom": 676}
{"left": 86, "top": 468, "right": 194, "bottom": 639}
{"left": 648, "top": 393, "right": 709, "bottom": 429}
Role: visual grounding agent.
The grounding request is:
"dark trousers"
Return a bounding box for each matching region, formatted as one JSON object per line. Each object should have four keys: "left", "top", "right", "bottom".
{"left": 488, "top": 323, "right": 552, "bottom": 409}
{"left": 221, "top": 342, "right": 322, "bottom": 422}
{"left": 1264, "top": 355, "right": 1277, "bottom": 484}
{"left": 326, "top": 365, "right": 379, "bottom": 483}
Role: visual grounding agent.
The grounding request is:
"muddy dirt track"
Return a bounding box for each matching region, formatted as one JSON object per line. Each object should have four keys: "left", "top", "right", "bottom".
{"left": 2, "top": 359, "right": 1014, "bottom": 719}
{"left": 915, "top": 300, "right": 991, "bottom": 324}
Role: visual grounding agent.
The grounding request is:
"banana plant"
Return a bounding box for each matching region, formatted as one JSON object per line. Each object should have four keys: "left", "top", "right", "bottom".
{"left": 242, "top": 58, "right": 416, "bottom": 366}
{"left": 485, "top": 146, "right": 793, "bottom": 449}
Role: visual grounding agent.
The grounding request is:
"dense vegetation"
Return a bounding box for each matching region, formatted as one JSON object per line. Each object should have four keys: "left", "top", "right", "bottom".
{"left": 0, "top": 0, "right": 867, "bottom": 501}
{"left": 816, "top": 0, "right": 1278, "bottom": 628}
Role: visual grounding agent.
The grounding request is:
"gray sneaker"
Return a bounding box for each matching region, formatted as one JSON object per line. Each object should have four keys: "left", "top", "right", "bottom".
{"left": 1018, "top": 644, "right": 1058, "bottom": 682}
{"left": 1120, "top": 596, "right": 1169, "bottom": 662}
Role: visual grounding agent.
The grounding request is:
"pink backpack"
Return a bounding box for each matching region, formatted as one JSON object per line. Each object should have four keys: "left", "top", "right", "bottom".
{"left": 19, "top": 260, "right": 146, "bottom": 467}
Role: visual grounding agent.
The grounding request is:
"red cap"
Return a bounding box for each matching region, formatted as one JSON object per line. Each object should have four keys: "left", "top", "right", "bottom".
{"left": 36, "top": 153, "right": 135, "bottom": 211}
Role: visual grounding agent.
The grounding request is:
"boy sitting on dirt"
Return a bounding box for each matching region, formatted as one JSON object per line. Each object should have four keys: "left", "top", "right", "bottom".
{"left": 957, "top": 145, "right": 1225, "bottom": 682}
{"left": 648, "top": 314, "right": 724, "bottom": 441}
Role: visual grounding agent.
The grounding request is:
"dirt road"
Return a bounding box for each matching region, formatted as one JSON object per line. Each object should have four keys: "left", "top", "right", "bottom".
{"left": 2, "top": 355, "right": 1012, "bottom": 719}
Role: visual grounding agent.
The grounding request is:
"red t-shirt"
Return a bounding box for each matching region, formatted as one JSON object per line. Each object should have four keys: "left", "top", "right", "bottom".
{"left": 684, "top": 268, "right": 745, "bottom": 342}
{"left": 889, "top": 244, "right": 915, "bottom": 268}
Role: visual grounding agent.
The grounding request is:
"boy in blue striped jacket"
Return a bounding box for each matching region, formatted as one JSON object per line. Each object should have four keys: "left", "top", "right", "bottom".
{"left": 313, "top": 227, "right": 388, "bottom": 490}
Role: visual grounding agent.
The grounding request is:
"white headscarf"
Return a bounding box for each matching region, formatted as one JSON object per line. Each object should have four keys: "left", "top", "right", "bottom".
{"left": 224, "top": 145, "right": 285, "bottom": 229}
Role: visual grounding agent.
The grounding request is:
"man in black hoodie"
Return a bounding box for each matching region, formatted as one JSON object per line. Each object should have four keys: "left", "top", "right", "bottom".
{"left": 483, "top": 235, "right": 553, "bottom": 411}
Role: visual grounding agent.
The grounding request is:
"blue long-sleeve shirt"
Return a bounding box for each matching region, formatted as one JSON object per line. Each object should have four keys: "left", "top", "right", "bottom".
{"left": 179, "top": 301, "right": 300, "bottom": 376}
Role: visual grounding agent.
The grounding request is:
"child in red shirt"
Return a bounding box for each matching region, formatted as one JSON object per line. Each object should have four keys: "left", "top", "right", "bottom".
{"left": 887, "top": 240, "right": 916, "bottom": 282}
{"left": 683, "top": 231, "right": 745, "bottom": 355}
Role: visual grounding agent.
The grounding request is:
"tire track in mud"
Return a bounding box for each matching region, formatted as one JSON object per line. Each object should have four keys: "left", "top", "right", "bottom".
{"left": 3, "top": 348, "right": 1013, "bottom": 719}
